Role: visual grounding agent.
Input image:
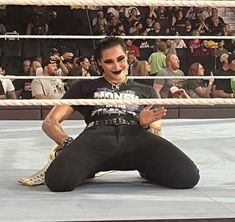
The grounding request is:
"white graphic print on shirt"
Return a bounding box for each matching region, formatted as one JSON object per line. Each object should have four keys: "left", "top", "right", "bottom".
{"left": 92, "top": 87, "right": 139, "bottom": 117}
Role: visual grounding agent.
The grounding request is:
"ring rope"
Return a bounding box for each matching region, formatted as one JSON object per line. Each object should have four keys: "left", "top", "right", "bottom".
{"left": 0, "top": 0, "right": 234, "bottom": 7}
{"left": 1, "top": 76, "right": 235, "bottom": 80}
{"left": 0, "top": 98, "right": 234, "bottom": 106}
{"left": 1, "top": 35, "right": 235, "bottom": 40}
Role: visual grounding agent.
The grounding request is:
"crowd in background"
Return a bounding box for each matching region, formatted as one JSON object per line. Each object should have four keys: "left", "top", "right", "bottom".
{"left": 0, "top": 5, "right": 235, "bottom": 100}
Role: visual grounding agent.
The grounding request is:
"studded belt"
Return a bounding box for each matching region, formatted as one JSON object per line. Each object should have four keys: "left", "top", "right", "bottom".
{"left": 85, "top": 117, "right": 139, "bottom": 129}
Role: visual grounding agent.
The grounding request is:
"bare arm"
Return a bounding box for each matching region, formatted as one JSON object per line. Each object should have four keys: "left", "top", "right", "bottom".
{"left": 194, "top": 83, "right": 213, "bottom": 98}
{"left": 42, "top": 105, "right": 75, "bottom": 145}
{"left": 7, "top": 90, "right": 17, "bottom": 99}
{"left": 153, "top": 83, "right": 163, "bottom": 98}
{"left": 213, "top": 90, "right": 234, "bottom": 98}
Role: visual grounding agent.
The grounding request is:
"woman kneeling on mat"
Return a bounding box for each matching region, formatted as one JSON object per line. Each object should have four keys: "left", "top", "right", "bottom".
{"left": 41, "top": 37, "right": 200, "bottom": 192}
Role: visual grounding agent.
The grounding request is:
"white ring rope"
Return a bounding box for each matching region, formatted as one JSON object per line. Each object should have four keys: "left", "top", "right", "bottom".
{"left": 1, "top": 75, "right": 235, "bottom": 80}
{"left": 0, "top": 0, "right": 234, "bottom": 7}
{"left": 0, "top": 98, "right": 234, "bottom": 106}
{"left": 1, "top": 35, "right": 235, "bottom": 40}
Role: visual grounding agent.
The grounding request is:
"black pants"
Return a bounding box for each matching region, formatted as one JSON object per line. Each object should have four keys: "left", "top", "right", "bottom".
{"left": 45, "top": 125, "right": 200, "bottom": 192}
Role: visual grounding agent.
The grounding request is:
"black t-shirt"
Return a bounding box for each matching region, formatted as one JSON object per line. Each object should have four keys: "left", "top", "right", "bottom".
{"left": 215, "top": 69, "right": 235, "bottom": 93}
{"left": 0, "top": 81, "right": 5, "bottom": 96}
{"left": 13, "top": 79, "right": 33, "bottom": 99}
{"left": 63, "top": 77, "right": 157, "bottom": 123}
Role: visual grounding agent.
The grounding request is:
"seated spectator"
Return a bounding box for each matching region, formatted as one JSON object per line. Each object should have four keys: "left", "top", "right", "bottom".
{"left": 26, "top": 6, "right": 49, "bottom": 35}
{"left": 21, "top": 59, "right": 31, "bottom": 75}
{"left": 172, "top": 32, "right": 187, "bottom": 48}
{"left": 144, "top": 16, "right": 154, "bottom": 33}
{"left": 134, "top": 60, "right": 154, "bottom": 86}
{"left": 0, "top": 80, "right": 5, "bottom": 99}
{"left": 205, "top": 8, "right": 225, "bottom": 36}
{"left": 148, "top": 41, "right": 167, "bottom": 75}
{"left": 0, "top": 66, "right": 16, "bottom": 99}
{"left": 148, "top": 21, "right": 166, "bottom": 36}
{"left": 127, "top": 51, "right": 139, "bottom": 76}
{"left": 49, "top": 48, "right": 74, "bottom": 76}
{"left": 74, "top": 56, "right": 98, "bottom": 76}
{"left": 212, "top": 53, "right": 230, "bottom": 97}
{"left": 187, "top": 63, "right": 214, "bottom": 98}
{"left": 127, "top": 7, "right": 141, "bottom": 24}
{"left": 93, "top": 16, "right": 109, "bottom": 35}
{"left": 215, "top": 40, "right": 229, "bottom": 58}
{"left": 185, "top": 7, "right": 197, "bottom": 28}
{"left": 156, "top": 6, "right": 169, "bottom": 30}
{"left": 214, "top": 53, "right": 235, "bottom": 98}
{"left": 107, "top": 15, "right": 119, "bottom": 35}
{"left": 188, "top": 29, "right": 201, "bottom": 53}
{"left": 174, "top": 9, "right": 187, "bottom": 35}
{"left": 92, "top": 11, "right": 107, "bottom": 27}
{"left": 125, "top": 39, "right": 140, "bottom": 58}
{"left": 222, "top": 23, "right": 232, "bottom": 36}
{"left": 31, "top": 59, "right": 65, "bottom": 99}
{"left": 14, "top": 60, "right": 42, "bottom": 99}
{"left": 153, "top": 54, "right": 186, "bottom": 98}
{"left": 168, "top": 86, "right": 190, "bottom": 98}
{"left": 195, "top": 10, "right": 209, "bottom": 35}
{"left": 192, "top": 39, "right": 214, "bottom": 57}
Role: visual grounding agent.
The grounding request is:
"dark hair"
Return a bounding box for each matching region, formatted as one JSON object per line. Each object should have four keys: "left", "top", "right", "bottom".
{"left": 94, "top": 37, "right": 127, "bottom": 61}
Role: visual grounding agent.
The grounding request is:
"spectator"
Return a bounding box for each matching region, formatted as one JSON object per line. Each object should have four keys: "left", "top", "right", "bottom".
{"left": 14, "top": 60, "right": 42, "bottom": 99}
{"left": 93, "top": 15, "right": 108, "bottom": 35}
{"left": 185, "top": 7, "right": 197, "bottom": 28}
{"left": 172, "top": 32, "right": 187, "bottom": 48}
{"left": 205, "top": 8, "right": 225, "bottom": 35}
{"left": 214, "top": 53, "right": 235, "bottom": 98}
{"left": 31, "top": 59, "right": 65, "bottom": 99}
{"left": 144, "top": 16, "right": 154, "bottom": 33}
{"left": 222, "top": 23, "right": 232, "bottom": 36}
{"left": 195, "top": 11, "right": 209, "bottom": 35}
{"left": 174, "top": 9, "right": 187, "bottom": 35}
{"left": 148, "top": 21, "right": 166, "bottom": 36}
{"left": 215, "top": 40, "right": 229, "bottom": 59}
{"left": 187, "top": 63, "right": 214, "bottom": 98}
{"left": 192, "top": 39, "right": 214, "bottom": 57}
{"left": 92, "top": 11, "right": 107, "bottom": 27}
{"left": 26, "top": 6, "right": 49, "bottom": 35}
{"left": 127, "top": 51, "right": 139, "bottom": 76}
{"left": 168, "top": 85, "right": 190, "bottom": 98}
{"left": 188, "top": 29, "right": 201, "bottom": 53}
{"left": 153, "top": 54, "right": 186, "bottom": 98}
{"left": 135, "top": 60, "right": 154, "bottom": 86}
{"left": 0, "top": 66, "right": 16, "bottom": 99}
{"left": 49, "top": 48, "right": 73, "bottom": 76}
{"left": 148, "top": 41, "right": 167, "bottom": 75}
{"left": 107, "top": 15, "right": 119, "bottom": 35}
{"left": 212, "top": 53, "right": 230, "bottom": 97}
{"left": 156, "top": 6, "right": 169, "bottom": 30}
{"left": 125, "top": 39, "right": 140, "bottom": 58}
{"left": 74, "top": 56, "right": 98, "bottom": 76}
{"left": 0, "top": 80, "right": 5, "bottom": 99}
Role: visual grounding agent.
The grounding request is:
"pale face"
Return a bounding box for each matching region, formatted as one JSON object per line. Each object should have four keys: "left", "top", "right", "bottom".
{"left": 197, "top": 65, "right": 205, "bottom": 76}
{"left": 169, "top": 55, "right": 180, "bottom": 70}
{"left": 98, "top": 45, "right": 128, "bottom": 81}
{"left": 31, "top": 61, "right": 42, "bottom": 75}
{"left": 145, "top": 61, "right": 151, "bottom": 73}
{"left": 81, "top": 58, "right": 90, "bottom": 70}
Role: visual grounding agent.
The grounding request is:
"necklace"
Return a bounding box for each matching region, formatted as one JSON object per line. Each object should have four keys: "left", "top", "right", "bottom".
{"left": 104, "top": 76, "right": 128, "bottom": 91}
